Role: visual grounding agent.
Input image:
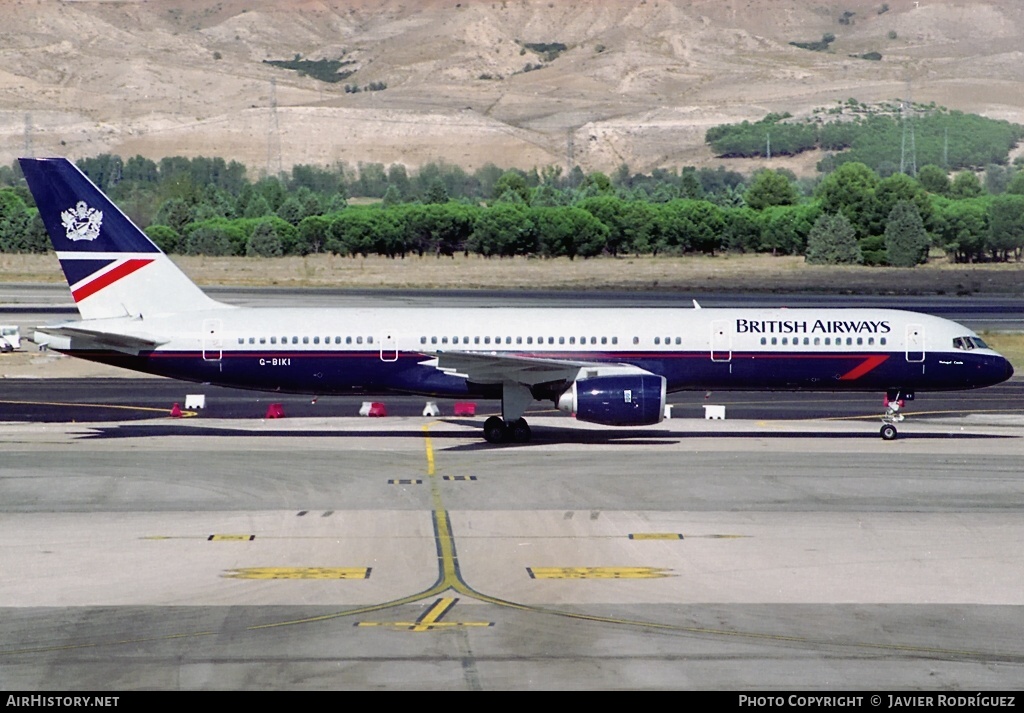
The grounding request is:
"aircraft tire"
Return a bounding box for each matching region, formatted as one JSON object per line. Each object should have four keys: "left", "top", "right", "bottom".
{"left": 880, "top": 424, "right": 898, "bottom": 441}
{"left": 510, "top": 418, "right": 531, "bottom": 443}
{"left": 483, "top": 416, "right": 508, "bottom": 444}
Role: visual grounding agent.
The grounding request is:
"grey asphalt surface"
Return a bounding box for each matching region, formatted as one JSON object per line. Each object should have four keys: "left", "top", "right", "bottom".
{"left": 1, "top": 415, "right": 1023, "bottom": 690}
{"left": 2, "top": 286, "right": 1023, "bottom": 691}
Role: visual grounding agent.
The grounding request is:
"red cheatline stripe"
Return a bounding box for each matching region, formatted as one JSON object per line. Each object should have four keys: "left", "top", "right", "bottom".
{"left": 839, "top": 354, "right": 889, "bottom": 380}
{"left": 71, "top": 258, "right": 154, "bottom": 302}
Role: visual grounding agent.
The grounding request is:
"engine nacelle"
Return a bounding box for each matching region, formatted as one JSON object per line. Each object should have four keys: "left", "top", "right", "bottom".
{"left": 557, "top": 374, "right": 666, "bottom": 426}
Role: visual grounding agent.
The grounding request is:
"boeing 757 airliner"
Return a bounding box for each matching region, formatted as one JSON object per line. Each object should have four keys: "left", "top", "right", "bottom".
{"left": 19, "top": 157, "right": 1014, "bottom": 442}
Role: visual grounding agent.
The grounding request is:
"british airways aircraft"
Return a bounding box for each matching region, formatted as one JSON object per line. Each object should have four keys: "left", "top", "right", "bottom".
{"left": 20, "top": 157, "right": 1014, "bottom": 443}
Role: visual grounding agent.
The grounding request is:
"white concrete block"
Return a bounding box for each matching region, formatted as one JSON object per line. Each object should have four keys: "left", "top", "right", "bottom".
{"left": 703, "top": 404, "right": 726, "bottom": 420}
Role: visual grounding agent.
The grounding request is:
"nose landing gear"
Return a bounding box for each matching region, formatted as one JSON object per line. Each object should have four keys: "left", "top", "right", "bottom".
{"left": 880, "top": 390, "right": 912, "bottom": 440}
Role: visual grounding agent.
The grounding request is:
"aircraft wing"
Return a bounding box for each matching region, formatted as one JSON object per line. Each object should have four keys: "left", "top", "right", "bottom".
{"left": 35, "top": 324, "right": 169, "bottom": 354}
{"left": 423, "top": 351, "right": 653, "bottom": 386}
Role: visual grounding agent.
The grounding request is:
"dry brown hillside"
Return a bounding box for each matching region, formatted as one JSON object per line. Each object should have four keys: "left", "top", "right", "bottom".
{"left": 2, "top": 0, "right": 1023, "bottom": 176}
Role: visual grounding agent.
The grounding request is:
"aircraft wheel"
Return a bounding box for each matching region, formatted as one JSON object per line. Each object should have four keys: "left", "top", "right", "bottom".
{"left": 483, "top": 416, "right": 508, "bottom": 444}
{"left": 880, "top": 424, "right": 898, "bottom": 441}
{"left": 510, "top": 418, "right": 532, "bottom": 443}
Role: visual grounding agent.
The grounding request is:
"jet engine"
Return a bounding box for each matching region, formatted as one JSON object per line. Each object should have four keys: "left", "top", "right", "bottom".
{"left": 556, "top": 374, "right": 666, "bottom": 426}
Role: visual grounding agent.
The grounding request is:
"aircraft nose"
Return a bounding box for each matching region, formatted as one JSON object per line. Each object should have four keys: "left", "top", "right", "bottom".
{"left": 1004, "top": 358, "right": 1015, "bottom": 381}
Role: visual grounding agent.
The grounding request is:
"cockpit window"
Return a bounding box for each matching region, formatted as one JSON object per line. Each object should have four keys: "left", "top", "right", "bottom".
{"left": 953, "top": 336, "right": 989, "bottom": 351}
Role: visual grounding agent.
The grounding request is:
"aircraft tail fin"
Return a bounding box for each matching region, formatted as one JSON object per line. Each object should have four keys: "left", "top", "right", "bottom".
{"left": 19, "top": 157, "right": 226, "bottom": 320}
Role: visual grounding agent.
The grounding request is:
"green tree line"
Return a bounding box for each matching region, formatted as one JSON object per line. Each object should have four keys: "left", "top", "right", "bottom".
{"left": 3, "top": 153, "right": 1024, "bottom": 265}
{"left": 706, "top": 104, "right": 1024, "bottom": 175}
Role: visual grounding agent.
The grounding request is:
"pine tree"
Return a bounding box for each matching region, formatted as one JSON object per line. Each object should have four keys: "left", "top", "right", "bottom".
{"left": 804, "top": 212, "right": 862, "bottom": 265}
{"left": 884, "top": 200, "right": 930, "bottom": 267}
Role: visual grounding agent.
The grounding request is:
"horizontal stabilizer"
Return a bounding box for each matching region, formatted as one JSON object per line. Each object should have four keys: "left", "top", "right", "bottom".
{"left": 35, "top": 324, "right": 168, "bottom": 355}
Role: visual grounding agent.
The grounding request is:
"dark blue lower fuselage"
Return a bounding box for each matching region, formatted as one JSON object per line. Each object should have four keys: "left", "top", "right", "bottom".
{"left": 68, "top": 348, "right": 1013, "bottom": 398}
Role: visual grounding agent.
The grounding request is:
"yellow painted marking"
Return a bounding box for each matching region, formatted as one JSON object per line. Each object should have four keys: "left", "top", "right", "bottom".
{"left": 423, "top": 425, "right": 436, "bottom": 476}
{"left": 629, "top": 533, "right": 684, "bottom": 540}
{"left": 628, "top": 533, "right": 750, "bottom": 540}
{"left": 208, "top": 534, "right": 255, "bottom": 541}
{"left": 223, "top": 567, "right": 370, "bottom": 580}
{"left": 356, "top": 597, "right": 494, "bottom": 632}
{"left": 527, "top": 567, "right": 673, "bottom": 579}
{"left": 824, "top": 407, "right": 1024, "bottom": 422}
{"left": 0, "top": 399, "right": 197, "bottom": 417}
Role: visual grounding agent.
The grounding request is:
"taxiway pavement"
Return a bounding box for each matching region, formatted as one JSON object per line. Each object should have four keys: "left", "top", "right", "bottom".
{"left": 1, "top": 414, "right": 1022, "bottom": 690}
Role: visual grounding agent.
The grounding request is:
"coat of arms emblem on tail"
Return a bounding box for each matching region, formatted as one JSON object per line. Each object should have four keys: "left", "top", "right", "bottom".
{"left": 60, "top": 201, "right": 103, "bottom": 241}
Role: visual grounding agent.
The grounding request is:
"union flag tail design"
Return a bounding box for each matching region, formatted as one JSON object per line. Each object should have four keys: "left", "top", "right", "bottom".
{"left": 19, "top": 157, "right": 224, "bottom": 320}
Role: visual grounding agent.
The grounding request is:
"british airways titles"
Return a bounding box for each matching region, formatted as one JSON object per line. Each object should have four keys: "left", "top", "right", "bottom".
{"left": 735, "top": 319, "right": 892, "bottom": 335}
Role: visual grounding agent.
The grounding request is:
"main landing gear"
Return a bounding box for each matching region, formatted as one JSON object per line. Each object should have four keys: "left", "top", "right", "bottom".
{"left": 482, "top": 382, "right": 535, "bottom": 444}
{"left": 483, "top": 415, "right": 532, "bottom": 444}
{"left": 879, "top": 390, "right": 913, "bottom": 441}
